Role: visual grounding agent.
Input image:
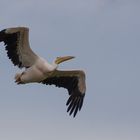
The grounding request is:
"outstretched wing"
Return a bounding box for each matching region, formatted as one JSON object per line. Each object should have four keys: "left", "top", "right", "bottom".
{"left": 42, "top": 70, "right": 86, "bottom": 117}
{"left": 0, "top": 27, "right": 38, "bottom": 68}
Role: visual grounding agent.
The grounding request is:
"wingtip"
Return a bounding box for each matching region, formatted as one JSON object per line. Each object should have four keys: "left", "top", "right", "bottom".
{"left": 0, "top": 29, "right": 6, "bottom": 42}
{"left": 66, "top": 94, "right": 85, "bottom": 118}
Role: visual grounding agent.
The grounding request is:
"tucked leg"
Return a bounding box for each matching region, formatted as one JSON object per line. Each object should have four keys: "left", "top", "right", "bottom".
{"left": 14, "top": 72, "right": 24, "bottom": 84}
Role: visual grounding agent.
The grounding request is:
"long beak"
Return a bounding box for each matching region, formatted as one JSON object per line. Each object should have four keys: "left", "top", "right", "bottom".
{"left": 55, "top": 56, "right": 75, "bottom": 64}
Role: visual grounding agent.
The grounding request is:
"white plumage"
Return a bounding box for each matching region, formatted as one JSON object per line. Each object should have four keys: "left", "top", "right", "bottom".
{"left": 0, "top": 27, "right": 86, "bottom": 117}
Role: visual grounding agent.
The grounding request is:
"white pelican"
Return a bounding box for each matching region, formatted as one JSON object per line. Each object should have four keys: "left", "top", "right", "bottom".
{"left": 0, "top": 27, "right": 86, "bottom": 117}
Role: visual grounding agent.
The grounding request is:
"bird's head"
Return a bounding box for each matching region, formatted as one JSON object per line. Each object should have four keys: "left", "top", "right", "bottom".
{"left": 55, "top": 56, "right": 75, "bottom": 64}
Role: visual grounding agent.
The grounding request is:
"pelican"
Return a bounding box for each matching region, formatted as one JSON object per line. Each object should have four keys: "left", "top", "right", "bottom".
{"left": 0, "top": 27, "right": 86, "bottom": 117}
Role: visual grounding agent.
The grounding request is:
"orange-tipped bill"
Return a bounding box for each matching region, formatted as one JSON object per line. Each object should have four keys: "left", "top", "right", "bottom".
{"left": 55, "top": 56, "right": 75, "bottom": 64}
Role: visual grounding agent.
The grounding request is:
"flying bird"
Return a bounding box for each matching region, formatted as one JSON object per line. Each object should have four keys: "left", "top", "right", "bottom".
{"left": 0, "top": 27, "right": 86, "bottom": 117}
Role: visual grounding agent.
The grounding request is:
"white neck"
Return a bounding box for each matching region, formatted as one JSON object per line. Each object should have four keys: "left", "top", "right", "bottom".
{"left": 38, "top": 57, "right": 58, "bottom": 72}
{"left": 51, "top": 61, "right": 58, "bottom": 70}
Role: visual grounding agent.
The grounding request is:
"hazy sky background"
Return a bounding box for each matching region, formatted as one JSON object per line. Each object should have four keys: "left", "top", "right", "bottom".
{"left": 0, "top": 0, "right": 140, "bottom": 140}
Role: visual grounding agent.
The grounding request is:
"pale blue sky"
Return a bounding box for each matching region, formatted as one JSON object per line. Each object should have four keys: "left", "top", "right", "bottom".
{"left": 0, "top": 0, "right": 140, "bottom": 140}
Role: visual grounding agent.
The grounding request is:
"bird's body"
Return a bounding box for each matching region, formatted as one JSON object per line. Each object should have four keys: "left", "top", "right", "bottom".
{"left": 15, "top": 57, "right": 57, "bottom": 84}
{"left": 0, "top": 27, "right": 86, "bottom": 117}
